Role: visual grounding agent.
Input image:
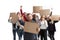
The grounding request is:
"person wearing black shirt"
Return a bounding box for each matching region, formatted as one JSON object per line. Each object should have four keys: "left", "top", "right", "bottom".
{"left": 47, "top": 17, "right": 58, "bottom": 40}
{"left": 8, "top": 17, "right": 17, "bottom": 40}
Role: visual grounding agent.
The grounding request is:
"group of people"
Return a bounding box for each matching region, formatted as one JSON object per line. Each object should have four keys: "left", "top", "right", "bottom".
{"left": 8, "top": 6, "right": 60, "bottom": 40}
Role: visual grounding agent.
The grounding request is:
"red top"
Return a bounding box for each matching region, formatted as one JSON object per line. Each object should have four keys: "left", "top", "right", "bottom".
{"left": 20, "top": 9, "right": 27, "bottom": 21}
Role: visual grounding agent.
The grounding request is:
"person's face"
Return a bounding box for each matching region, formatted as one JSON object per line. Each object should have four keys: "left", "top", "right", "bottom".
{"left": 33, "top": 14, "right": 36, "bottom": 18}
{"left": 41, "top": 15, "right": 45, "bottom": 20}
{"left": 27, "top": 14, "right": 33, "bottom": 21}
{"left": 41, "top": 17, "right": 45, "bottom": 20}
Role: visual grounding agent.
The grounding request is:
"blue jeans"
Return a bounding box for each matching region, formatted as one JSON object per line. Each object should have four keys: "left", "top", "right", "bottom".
{"left": 33, "top": 34, "right": 38, "bottom": 40}
{"left": 12, "top": 24, "right": 17, "bottom": 40}
{"left": 17, "top": 29, "right": 24, "bottom": 40}
{"left": 13, "top": 29, "right": 17, "bottom": 40}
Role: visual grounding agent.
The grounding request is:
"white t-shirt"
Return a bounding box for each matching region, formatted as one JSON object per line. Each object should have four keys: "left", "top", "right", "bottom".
{"left": 39, "top": 20, "right": 48, "bottom": 29}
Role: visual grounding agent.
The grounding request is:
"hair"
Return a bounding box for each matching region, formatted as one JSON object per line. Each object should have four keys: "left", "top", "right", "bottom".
{"left": 40, "top": 15, "right": 45, "bottom": 21}
{"left": 17, "top": 12, "right": 20, "bottom": 15}
{"left": 32, "top": 14, "right": 36, "bottom": 18}
{"left": 26, "top": 13, "right": 31, "bottom": 16}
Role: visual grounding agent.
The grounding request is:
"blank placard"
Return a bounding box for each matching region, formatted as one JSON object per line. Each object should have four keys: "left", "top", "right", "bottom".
{"left": 39, "top": 9, "right": 50, "bottom": 16}
{"left": 9, "top": 12, "right": 18, "bottom": 24}
{"left": 33, "top": 6, "right": 43, "bottom": 13}
{"left": 50, "top": 15, "right": 60, "bottom": 21}
{"left": 24, "top": 22, "right": 40, "bottom": 34}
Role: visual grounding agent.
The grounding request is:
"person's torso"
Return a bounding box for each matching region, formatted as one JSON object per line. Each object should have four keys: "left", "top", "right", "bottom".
{"left": 39, "top": 20, "right": 47, "bottom": 29}
{"left": 47, "top": 20, "right": 55, "bottom": 31}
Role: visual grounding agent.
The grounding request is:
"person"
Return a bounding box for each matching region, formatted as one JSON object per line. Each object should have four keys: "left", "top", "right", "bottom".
{"left": 38, "top": 15, "right": 48, "bottom": 40}
{"left": 8, "top": 16, "right": 17, "bottom": 40}
{"left": 47, "top": 16, "right": 59, "bottom": 40}
{"left": 16, "top": 12, "right": 25, "bottom": 40}
{"left": 32, "top": 14, "right": 40, "bottom": 40}
{"left": 24, "top": 13, "right": 39, "bottom": 40}
{"left": 32, "top": 14, "right": 39, "bottom": 23}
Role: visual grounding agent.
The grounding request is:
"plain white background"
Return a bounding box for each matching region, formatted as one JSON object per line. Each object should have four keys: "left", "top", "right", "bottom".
{"left": 0, "top": 0, "right": 60, "bottom": 40}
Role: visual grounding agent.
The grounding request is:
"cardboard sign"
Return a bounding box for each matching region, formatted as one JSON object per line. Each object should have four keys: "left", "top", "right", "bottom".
{"left": 33, "top": 6, "right": 43, "bottom": 13}
{"left": 50, "top": 15, "right": 60, "bottom": 21}
{"left": 9, "top": 12, "right": 18, "bottom": 24}
{"left": 39, "top": 9, "right": 50, "bottom": 16}
{"left": 24, "top": 22, "right": 40, "bottom": 34}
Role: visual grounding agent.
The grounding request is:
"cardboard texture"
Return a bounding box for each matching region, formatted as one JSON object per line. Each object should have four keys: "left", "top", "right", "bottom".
{"left": 24, "top": 22, "right": 40, "bottom": 34}
{"left": 50, "top": 15, "right": 60, "bottom": 21}
{"left": 33, "top": 6, "right": 42, "bottom": 13}
{"left": 39, "top": 9, "right": 50, "bottom": 16}
{"left": 9, "top": 12, "right": 18, "bottom": 24}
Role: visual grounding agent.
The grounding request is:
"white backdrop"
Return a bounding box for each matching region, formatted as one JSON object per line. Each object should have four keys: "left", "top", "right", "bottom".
{"left": 0, "top": 0, "right": 60, "bottom": 40}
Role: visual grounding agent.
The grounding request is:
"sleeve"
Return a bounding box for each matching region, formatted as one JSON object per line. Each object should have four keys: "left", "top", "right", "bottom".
{"left": 16, "top": 21, "right": 20, "bottom": 26}
{"left": 50, "top": 11, "right": 52, "bottom": 16}
{"left": 36, "top": 17, "right": 40, "bottom": 23}
{"left": 38, "top": 21, "right": 41, "bottom": 28}
{"left": 20, "top": 25, "right": 24, "bottom": 28}
{"left": 20, "top": 9, "right": 24, "bottom": 16}
{"left": 54, "top": 21, "right": 58, "bottom": 23}
{"left": 45, "top": 20, "right": 48, "bottom": 27}
{"left": 16, "top": 21, "right": 24, "bottom": 29}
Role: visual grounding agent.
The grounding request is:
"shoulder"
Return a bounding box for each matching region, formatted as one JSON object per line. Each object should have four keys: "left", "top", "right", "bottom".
{"left": 45, "top": 20, "right": 47, "bottom": 22}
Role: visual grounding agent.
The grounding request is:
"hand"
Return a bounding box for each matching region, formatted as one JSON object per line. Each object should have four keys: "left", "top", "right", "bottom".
{"left": 9, "top": 17, "right": 12, "bottom": 20}
{"left": 59, "top": 17, "right": 60, "bottom": 20}
{"left": 36, "top": 28, "right": 40, "bottom": 32}
{"left": 38, "top": 28, "right": 40, "bottom": 32}
{"left": 20, "top": 25, "right": 24, "bottom": 29}
{"left": 22, "top": 26, "right": 24, "bottom": 29}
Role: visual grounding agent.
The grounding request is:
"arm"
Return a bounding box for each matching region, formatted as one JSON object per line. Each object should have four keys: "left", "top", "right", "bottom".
{"left": 20, "top": 9, "right": 23, "bottom": 15}
{"left": 50, "top": 11, "right": 52, "bottom": 16}
{"left": 54, "top": 17, "right": 60, "bottom": 23}
{"left": 54, "top": 20, "right": 59, "bottom": 23}
{"left": 16, "top": 21, "right": 24, "bottom": 29}
{"left": 38, "top": 21, "right": 41, "bottom": 27}
{"left": 20, "top": 6, "right": 24, "bottom": 16}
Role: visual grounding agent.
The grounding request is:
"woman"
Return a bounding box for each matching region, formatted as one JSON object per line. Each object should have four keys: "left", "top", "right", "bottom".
{"left": 24, "top": 13, "right": 39, "bottom": 40}
{"left": 24, "top": 13, "right": 34, "bottom": 40}
{"left": 47, "top": 16, "right": 58, "bottom": 40}
{"left": 16, "top": 12, "right": 25, "bottom": 40}
{"left": 39, "top": 15, "right": 48, "bottom": 40}
{"left": 32, "top": 14, "right": 40, "bottom": 40}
